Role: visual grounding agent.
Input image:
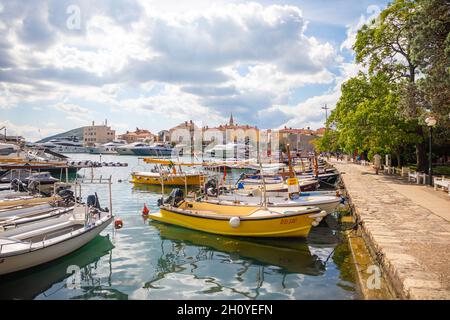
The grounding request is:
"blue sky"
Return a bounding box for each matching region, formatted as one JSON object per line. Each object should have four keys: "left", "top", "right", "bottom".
{"left": 0, "top": 0, "right": 390, "bottom": 141}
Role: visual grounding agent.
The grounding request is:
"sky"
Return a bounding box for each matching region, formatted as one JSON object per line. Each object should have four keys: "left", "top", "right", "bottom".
{"left": 0, "top": 0, "right": 390, "bottom": 141}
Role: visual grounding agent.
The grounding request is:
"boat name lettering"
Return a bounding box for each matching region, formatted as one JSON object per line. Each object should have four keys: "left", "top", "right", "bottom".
{"left": 280, "top": 218, "right": 297, "bottom": 225}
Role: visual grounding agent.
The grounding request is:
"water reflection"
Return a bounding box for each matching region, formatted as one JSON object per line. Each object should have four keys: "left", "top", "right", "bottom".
{"left": 0, "top": 235, "right": 116, "bottom": 300}
{"left": 150, "top": 222, "right": 326, "bottom": 275}
{"left": 0, "top": 154, "right": 357, "bottom": 300}
{"left": 141, "top": 222, "right": 330, "bottom": 299}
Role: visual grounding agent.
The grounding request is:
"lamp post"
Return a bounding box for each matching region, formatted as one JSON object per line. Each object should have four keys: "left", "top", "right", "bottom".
{"left": 425, "top": 116, "right": 437, "bottom": 186}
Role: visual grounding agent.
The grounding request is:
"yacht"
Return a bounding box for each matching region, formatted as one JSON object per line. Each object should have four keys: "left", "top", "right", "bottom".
{"left": 87, "top": 141, "right": 126, "bottom": 154}
{"left": 115, "top": 142, "right": 150, "bottom": 155}
{"left": 0, "top": 143, "right": 19, "bottom": 156}
{"left": 38, "top": 136, "right": 87, "bottom": 153}
{"left": 205, "top": 142, "right": 255, "bottom": 159}
{"left": 131, "top": 143, "right": 173, "bottom": 157}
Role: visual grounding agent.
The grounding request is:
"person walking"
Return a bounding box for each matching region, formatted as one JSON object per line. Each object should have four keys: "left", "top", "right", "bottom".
{"left": 373, "top": 153, "right": 381, "bottom": 175}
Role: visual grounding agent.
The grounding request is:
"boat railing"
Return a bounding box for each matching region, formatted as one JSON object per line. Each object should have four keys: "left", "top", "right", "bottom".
{"left": 41, "top": 226, "right": 76, "bottom": 246}
{"left": 0, "top": 238, "right": 33, "bottom": 255}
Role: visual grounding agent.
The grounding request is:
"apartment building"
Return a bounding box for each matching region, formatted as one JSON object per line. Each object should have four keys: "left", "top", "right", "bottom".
{"left": 83, "top": 120, "right": 116, "bottom": 146}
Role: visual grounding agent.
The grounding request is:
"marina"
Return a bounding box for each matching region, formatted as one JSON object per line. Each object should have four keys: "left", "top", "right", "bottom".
{"left": 1, "top": 0, "right": 448, "bottom": 304}
{"left": 0, "top": 154, "right": 360, "bottom": 300}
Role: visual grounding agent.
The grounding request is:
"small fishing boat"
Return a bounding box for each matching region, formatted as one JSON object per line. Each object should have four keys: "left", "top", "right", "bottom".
{"left": 131, "top": 171, "right": 205, "bottom": 186}
{"left": 151, "top": 189, "right": 327, "bottom": 238}
{"left": 241, "top": 179, "right": 319, "bottom": 192}
{"left": 0, "top": 192, "right": 75, "bottom": 229}
{"left": 203, "top": 192, "right": 341, "bottom": 214}
{"left": 131, "top": 158, "right": 206, "bottom": 186}
{"left": 0, "top": 235, "right": 114, "bottom": 300}
{"left": 0, "top": 205, "right": 113, "bottom": 275}
{"left": 0, "top": 195, "right": 59, "bottom": 208}
{"left": 296, "top": 172, "right": 339, "bottom": 188}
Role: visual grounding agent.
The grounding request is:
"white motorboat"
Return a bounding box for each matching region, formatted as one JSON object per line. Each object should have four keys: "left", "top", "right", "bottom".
{"left": 0, "top": 205, "right": 113, "bottom": 275}
{"left": 0, "top": 176, "right": 114, "bottom": 275}
{"left": 0, "top": 204, "right": 74, "bottom": 230}
{"left": 116, "top": 142, "right": 150, "bottom": 155}
{"left": 205, "top": 143, "right": 255, "bottom": 160}
{"left": 37, "top": 136, "right": 87, "bottom": 153}
{"left": 0, "top": 143, "right": 19, "bottom": 156}
{"left": 202, "top": 192, "right": 342, "bottom": 214}
{"left": 87, "top": 141, "right": 126, "bottom": 154}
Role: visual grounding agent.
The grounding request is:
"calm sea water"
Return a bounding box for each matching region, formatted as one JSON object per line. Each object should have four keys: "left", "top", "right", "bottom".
{"left": 0, "top": 154, "right": 358, "bottom": 300}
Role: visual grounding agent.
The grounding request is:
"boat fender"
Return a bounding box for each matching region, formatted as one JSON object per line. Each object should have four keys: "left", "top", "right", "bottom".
{"left": 142, "top": 203, "right": 150, "bottom": 216}
{"left": 311, "top": 221, "right": 320, "bottom": 227}
{"left": 114, "top": 218, "right": 123, "bottom": 229}
{"left": 229, "top": 217, "right": 240, "bottom": 228}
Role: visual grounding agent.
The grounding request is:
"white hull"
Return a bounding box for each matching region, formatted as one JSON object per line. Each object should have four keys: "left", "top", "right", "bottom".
{"left": 116, "top": 148, "right": 136, "bottom": 155}
{"left": 88, "top": 147, "right": 118, "bottom": 154}
{"left": 51, "top": 146, "right": 88, "bottom": 153}
{"left": 0, "top": 216, "right": 113, "bottom": 275}
{"left": 205, "top": 196, "right": 341, "bottom": 214}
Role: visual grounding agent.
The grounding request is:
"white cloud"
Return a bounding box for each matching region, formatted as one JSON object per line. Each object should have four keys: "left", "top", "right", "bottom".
{"left": 53, "top": 102, "right": 88, "bottom": 113}
{"left": 0, "top": 119, "right": 63, "bottom": 142}
{"left": 0, "top": 0, "right": 378, "bottom": 139}
{"left": 340, "top": 4, "right": 381, "bottom": 52}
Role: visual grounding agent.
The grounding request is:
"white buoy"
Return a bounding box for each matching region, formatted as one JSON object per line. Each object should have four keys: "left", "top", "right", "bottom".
{"left": 312, "top": 221, "right": 319, "bottom": 227}
{"left": 229, "top": 217, "right": 240, "bottom": 228}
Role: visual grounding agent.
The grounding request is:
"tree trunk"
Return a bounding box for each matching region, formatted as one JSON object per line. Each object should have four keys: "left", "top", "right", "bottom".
{"left": 416, "top": 126, "right": 426, "bottom": 171}
{"left": 396, "top": 152, "right": 401, "bottom": 168}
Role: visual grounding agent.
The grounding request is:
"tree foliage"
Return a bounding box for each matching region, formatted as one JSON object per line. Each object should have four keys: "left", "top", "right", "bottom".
{"left": 410, "top": 0, "right": 450, "bottom": 128}
{"left": 316, "top": 0, "right": 449, "bottom": 169}
{"left": 325, "top": 73, "right": 418, "bottom": 162}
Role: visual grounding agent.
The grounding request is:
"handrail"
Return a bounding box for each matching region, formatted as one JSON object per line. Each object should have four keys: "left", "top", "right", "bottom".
{"left": 0, "top": 238, "right": 33, "bottom": 255}
{"left": 42, "top": 226, "right": 76, "bottom": 244}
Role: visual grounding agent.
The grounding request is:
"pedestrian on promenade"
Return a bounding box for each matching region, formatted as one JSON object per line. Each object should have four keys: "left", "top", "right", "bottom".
{"left": 373, "top": 153, "right": 381, "bottom": 175}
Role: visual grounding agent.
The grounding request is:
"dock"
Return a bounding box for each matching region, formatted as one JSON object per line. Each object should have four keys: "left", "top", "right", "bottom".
{"left": 331, "top": 160, "right": 450, "bottom": 299}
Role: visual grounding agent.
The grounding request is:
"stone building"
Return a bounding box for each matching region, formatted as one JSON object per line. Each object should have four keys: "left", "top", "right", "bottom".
{"left": 118, "top": 128, "right": 155, "bottom": 143}
{"left": 83, "top": 120, "right": 115, "bottom": 146}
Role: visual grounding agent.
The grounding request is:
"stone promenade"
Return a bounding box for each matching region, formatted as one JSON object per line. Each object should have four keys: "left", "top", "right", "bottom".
{"left": 331, "top": 160, "right": 450, "bottom": 299}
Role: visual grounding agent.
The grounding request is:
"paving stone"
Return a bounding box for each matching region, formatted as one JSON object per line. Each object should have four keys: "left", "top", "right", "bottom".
{"left": 331, "top": 160, "right": 450, "bottom": 299}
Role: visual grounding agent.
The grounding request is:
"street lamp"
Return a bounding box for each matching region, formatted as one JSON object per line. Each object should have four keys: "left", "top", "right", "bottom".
{"left": 425, "top": 116, "right": 437, "bottom": 186}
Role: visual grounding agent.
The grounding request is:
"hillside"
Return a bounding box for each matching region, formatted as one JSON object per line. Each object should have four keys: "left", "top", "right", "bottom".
{"left": 36, "top": 127, "right": 85, "bottom": 143}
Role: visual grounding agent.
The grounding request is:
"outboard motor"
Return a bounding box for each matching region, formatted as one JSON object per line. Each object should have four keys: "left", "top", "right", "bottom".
{"left": 11, "top": 179, "right": 27, "bottom": 192}
{"left": 58, "top": 189, "right": 75, "bottom": 201}
{"left": 27, "top": 180, "right": 40, "bottom": 193}
{"left": 86, "top": 194, "right": 100, "bottom": 208}
{"left": 56, "top": 189, "right": 75, "bottom": 206}
{"left": 163, "top": 188, "right": 184, "bottom": 207}
{"left": 86, "top": 192, "right": 109, "bottom": 214}
{"left": 204, "top": 178, "right": 218, "bottom": 197}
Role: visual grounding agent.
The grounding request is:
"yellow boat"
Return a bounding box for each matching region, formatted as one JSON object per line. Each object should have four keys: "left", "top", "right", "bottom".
{"left": 130, "top": 171, "right": 205, "bottom": 186}
{"left": 152, "top": 199, "right": 326, "bottom": 238}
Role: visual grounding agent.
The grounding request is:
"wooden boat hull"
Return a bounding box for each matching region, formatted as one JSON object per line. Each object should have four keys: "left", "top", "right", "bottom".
{"left": 130, "top": 172, "right": 203, "bottom": 186}
{"left": 152, "top": 203, "right": 324, "bottom": 238}
{"left": 0, "top": 196, "right": 58, "bottom": 208}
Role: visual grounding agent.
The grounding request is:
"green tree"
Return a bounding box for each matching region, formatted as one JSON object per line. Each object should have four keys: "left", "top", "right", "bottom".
{"left": 411, "top": 0, "right": 450, "bottom": 129}
{"left": 313, "top": 129, "right": 340, "bottom": 153}
{"left": 327, "top": 72, "right": 419, "bottom": 165}
{"left": 354, "top": 0, "right": 428, "bottom": 170}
